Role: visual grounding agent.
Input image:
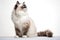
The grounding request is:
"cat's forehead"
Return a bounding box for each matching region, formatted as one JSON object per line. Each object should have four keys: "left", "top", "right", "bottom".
{"left": 18, "top": 3, "right": 23, "bottom": 6}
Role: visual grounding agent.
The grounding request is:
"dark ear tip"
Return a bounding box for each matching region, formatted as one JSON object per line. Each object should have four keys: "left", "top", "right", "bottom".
{"left": 17, "top": 1, "right": 19, "bottom": 2}
{"left": 16, "top": 1, "right": 19, "bottom": 4}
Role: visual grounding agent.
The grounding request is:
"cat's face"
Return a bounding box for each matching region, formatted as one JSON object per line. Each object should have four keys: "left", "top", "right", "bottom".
{"left": 14, "top": 1, "right": 27, "bottom": 12}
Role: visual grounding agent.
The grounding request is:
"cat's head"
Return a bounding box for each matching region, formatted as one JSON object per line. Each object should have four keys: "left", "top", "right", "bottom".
{"left": 14, "top": 1, "right": 27, "bottom": 12}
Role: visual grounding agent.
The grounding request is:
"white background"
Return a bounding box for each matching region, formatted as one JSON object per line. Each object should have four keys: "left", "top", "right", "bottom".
{"left": 0, "top": 0, "right": 60, "bottom": 37}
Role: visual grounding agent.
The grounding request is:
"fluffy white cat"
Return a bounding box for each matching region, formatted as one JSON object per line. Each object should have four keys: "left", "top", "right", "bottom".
{"left": 12, "top": 1, "right": 53, "bottom": 38}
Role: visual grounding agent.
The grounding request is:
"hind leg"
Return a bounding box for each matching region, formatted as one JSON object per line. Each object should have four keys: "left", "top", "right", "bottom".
{"left": 26, "top": 26, "right": 37, "bottom": 37}
{"left": 27, "top": 31, "right": 37, "bottom": 37}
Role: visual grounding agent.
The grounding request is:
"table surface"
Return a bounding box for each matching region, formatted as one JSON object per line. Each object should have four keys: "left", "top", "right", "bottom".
{"left": 0, "top": 36, "right": 60, "bottom": 40}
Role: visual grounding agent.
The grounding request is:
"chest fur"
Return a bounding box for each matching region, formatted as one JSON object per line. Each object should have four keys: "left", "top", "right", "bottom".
{"left": 12, "top": 12, "right": 30, "bottom": 29}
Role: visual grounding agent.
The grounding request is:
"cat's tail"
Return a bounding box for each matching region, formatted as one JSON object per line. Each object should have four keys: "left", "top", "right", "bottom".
{"left": 37, "top": 30, "right": 53, "bottom": 37}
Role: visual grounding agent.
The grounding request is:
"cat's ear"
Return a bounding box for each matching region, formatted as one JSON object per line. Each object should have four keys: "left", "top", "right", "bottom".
{"left": 23, "top": 2, "right": 25, "bottom": 4}
{"left": 16, "top": 1, "right": 20, "bottom": 4}
{"left": 14, "top": 1, "right": 20, "bottom": 10}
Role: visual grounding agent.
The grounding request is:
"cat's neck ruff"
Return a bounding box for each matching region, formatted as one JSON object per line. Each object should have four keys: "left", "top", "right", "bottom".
{"left": 15, "top": 10, "right": 30, "bottom": 24}
{"left": 15, "top": 10, "right": 28, "bottom": 18}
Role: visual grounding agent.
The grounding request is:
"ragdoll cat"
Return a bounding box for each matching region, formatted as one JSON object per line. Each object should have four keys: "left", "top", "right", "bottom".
{"left": 12, "top": 1, "right": 53, "bottom": 37}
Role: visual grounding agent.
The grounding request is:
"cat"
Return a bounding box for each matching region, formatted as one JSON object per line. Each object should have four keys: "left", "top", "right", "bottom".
{"left": 12, "top": 1, "right": 53, "bottom": 37}
{"left": 11, "top": 1, "right": 37, "bottom": 37}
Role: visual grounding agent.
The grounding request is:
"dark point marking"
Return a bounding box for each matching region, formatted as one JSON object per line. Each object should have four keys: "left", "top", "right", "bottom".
{"left": 14, "top": 1, "right": 20, "bottom": 10}
{"left": 21, "top": 3, "right": 27, "bottom": 9}
{"left": 16, "top": 1, "right": 20, "bottom": 4}
{"left": 15, "top": 28, "right": 22, "bottom": 37}
{"left": 37, "top": 30, "right": 53, "bottom": 37}
{"left": 37, "top": 32, "right": 46, "bottom": 36}
{"left": 14, "top": 4, "right": 18, "bottom": 10}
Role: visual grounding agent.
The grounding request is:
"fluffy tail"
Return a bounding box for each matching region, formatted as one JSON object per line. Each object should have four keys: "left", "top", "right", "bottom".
{"left": 37, "top": 30, "right": 53, "bottom": 37}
